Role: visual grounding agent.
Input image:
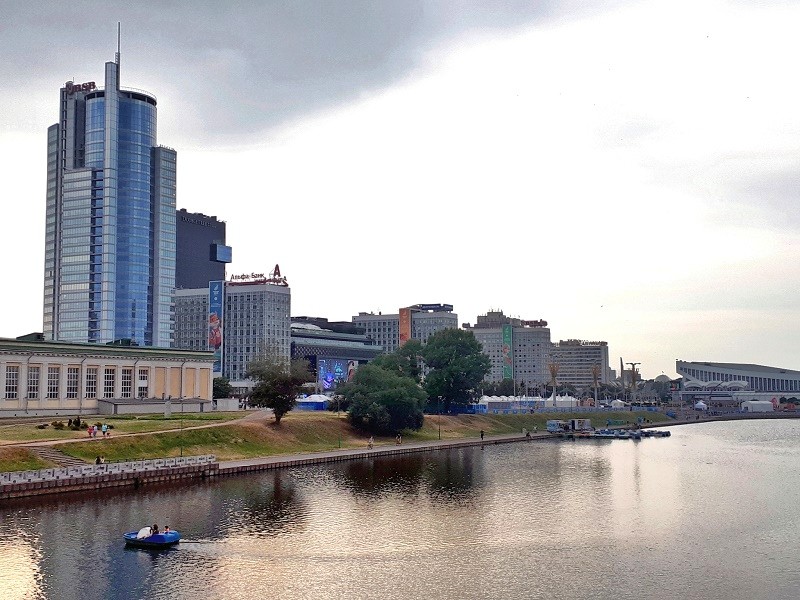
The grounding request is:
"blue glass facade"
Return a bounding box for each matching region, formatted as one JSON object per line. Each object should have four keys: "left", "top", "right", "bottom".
{"left": 44, "top": 58, "right": 176, "bottom": 347}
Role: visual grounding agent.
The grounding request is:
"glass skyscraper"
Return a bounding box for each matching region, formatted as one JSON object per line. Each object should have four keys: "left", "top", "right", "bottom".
{"left": 43, "top": 52, "right": 176, "bottom": 347}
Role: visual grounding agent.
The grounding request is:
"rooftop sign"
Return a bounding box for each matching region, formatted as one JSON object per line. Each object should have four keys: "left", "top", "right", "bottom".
{"left": 228, "top": 264, "right": 288, "bottom": 287}
{"left": 65, "top": 81, "right": 97, "bottom": 95}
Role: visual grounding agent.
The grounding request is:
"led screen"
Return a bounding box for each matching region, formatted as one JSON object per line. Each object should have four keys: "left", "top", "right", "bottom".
{"left": 317, "top": 359, "right": 358, "bottom": 390}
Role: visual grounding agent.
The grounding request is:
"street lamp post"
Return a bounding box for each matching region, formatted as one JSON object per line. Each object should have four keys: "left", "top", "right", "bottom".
{"left": 437, "top": 396, "right": 442, "bottom": 440}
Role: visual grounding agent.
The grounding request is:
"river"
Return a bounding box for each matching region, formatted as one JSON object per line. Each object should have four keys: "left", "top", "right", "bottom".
{"left": 1, "top": 419, "right": 798, "bottom": 600}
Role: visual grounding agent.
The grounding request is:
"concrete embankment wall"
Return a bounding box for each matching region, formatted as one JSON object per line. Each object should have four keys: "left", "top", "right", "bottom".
{"left": 216, "top": 435, "right": 538, "bottom": 476}
{"left": 0, "top": 457, "right": 218, "bottom": 500}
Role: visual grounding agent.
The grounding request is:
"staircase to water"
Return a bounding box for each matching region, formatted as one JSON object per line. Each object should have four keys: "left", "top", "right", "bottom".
{"left": 30, "top": 446, "right": 87, "bottom": 468}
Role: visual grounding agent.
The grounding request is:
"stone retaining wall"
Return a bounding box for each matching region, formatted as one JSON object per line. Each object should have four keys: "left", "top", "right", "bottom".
{"left": 0, "top": 455, "right": 217, "bottom": 500}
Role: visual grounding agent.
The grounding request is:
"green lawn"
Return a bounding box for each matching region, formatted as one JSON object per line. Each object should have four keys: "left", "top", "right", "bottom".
{"left": 0, "top": 413, "right": 243, "bottom": 444}
{"left": 0, "top": 448, "right": 58, "bottom": 473}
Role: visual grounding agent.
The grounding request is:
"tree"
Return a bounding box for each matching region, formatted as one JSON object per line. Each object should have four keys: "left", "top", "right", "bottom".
{"left": 371, "top": 339, "right": 424, "bottom": 383}
{"left": 246, "top": 349, "right": 314, "bottom": 425}
{"left": 421, "top": 329, "right": 491, "bottom": 412}
{"left": 338, "top": 364, "right": 427, "bottom": 434}
{"left": 213, "top": 376, "right": 233, "bottom": 400}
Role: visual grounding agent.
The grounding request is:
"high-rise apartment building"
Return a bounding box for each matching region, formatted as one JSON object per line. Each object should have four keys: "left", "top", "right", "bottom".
{"left": 43, "top": 51, "right": 176, "bottom": 347}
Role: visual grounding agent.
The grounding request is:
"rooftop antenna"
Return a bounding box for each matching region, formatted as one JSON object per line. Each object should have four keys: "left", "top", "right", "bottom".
{"left": 116, "top": 22, "right": 121, "bottom": 65}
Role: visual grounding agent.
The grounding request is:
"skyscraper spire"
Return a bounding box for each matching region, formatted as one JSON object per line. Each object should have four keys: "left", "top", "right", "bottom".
{"left": 116, "top": 22, "right": 121, "bottom": 65}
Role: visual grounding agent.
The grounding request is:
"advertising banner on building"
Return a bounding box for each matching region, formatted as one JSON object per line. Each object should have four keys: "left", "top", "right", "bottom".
{"left": 399, "top": 307, "right": 412, "bottom": 346}
{"left": 209, "top": 281, "right": 224, "bottom": 377}
{"left": 502, "top": 324, "right": 513, "bottom": 379}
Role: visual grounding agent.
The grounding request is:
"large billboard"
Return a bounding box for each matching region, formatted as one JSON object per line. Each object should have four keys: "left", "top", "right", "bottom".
{"left": 399, "top": 307, "right": 412, "bottom": 346}
{"left": 502, "top": 324, "right": 513, "bottom": 379}
{"left": 317, "top": 359, "right": 358, "bottom": 390}
{"left": 209, "top": 281, "right": 224, "bottom": 377}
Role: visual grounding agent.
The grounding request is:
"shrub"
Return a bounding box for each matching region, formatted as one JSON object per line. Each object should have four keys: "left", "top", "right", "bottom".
{"left": 36, "top": 423, "right": 49, "bottom": 429}
{"left": 51, "top": 421, "right": 65, "bottom": 430}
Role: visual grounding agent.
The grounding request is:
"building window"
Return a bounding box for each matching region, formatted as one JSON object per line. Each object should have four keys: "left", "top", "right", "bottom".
{"left": 27, "top": 366, "right": 40, "bottom": 399}
{"left": 121, "top": 368, "right": 133, "bottom": 398}
{"left": 47, "top": 366, "right": 60, "bottom": 399}
{"left": 86, "top": 367, "right": 98, "bottom": 398}
{"left": 137, "top": 368, "right": 149, "bottom": 398}
{"left": 104, "top": 368, "right": 116, "bottom": 399}
{"left": 66, "top": 367, "right": 79, "bottom": 399}
{"left": 5, "top": 366, "right": 19, "bottom": 399}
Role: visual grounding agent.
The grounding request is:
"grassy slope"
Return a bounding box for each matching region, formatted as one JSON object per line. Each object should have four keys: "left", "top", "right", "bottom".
{"left": 56, "top": 410, "right": 669, "bottom": 464}
{"left": 0, "top": 448, "right": 57, "bottom": 473}
{"left": 0, "top": 413, "right": 241, "bottom": 444}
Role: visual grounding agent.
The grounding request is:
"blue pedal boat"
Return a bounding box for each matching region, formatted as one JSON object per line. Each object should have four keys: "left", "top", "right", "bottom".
{"left": 124, "top": 528, "right": 181, "bottom": 549}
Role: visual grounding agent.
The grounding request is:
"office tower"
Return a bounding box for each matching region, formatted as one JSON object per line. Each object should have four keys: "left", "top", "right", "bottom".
{"left": 175, "top": 209, "right": 232, "bottom": 289}
{"left": 174, "top": 273, "right": 291, "bottom": 385}
{"left": 550, "top": 339, "right": 611, "bottom": 387}
{"left": 43, "top": 49, "right": 176, "bottom": 347}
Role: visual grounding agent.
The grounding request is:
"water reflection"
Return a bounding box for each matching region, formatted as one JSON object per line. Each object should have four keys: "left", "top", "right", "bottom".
{"left": 214, "top": 471, "right": 305, "bottom": 539}
{"left": 322, "top": 449, "right": 484, "bottom": 505}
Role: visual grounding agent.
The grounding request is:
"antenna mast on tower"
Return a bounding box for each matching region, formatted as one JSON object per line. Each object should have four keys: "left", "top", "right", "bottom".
{"left": 116, "top": 22, "right": 121, "bottom": 65}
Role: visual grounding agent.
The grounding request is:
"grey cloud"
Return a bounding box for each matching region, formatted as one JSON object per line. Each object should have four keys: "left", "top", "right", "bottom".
{"left": 1, "top": 0, "right": 624, "bottom": 143}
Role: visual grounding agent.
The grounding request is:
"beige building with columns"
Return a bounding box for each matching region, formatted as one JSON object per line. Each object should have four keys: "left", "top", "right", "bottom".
{"left": 0, "top": 336, "right": 214, "bottom": 417}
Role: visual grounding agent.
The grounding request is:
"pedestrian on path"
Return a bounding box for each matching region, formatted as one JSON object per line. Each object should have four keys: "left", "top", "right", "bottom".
{"left": 395, "top": 433, "right": 402, "bottom": 445}
{"left": 480, "top": 430, "right": 484, "bottom": 440}
{"left": 368, "top": 436, "right": 374, "bottom": 449}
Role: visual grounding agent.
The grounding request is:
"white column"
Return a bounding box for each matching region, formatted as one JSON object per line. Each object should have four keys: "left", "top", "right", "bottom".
{"left": 41, "top": 362, "right": 50, "bottom": 404}
{"left": 58, "top": 361, "right": 68, "bottom": 408}
{"left": 19, "top": 362, "right": 29, "bottom": 404}
{"left": 114, "top": 364, "right": 122, "bottom": 399}
{"left": 0, "top": 360, "right": 6, "bottom": 402}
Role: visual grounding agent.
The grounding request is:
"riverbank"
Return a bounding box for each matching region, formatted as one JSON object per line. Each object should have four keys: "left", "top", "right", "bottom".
{"left": 2, "top": 409, "right": 795, "bottom": 476}
{"left": 2, "top": 412, "right": 798, "bottom": 499}
{"left": 0, "top": 410, "right": 670, "bottom": 472}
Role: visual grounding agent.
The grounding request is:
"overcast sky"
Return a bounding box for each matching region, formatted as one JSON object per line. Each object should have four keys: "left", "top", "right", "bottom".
{"left": 2, "top": 0, "right": 800, "bottom": 379}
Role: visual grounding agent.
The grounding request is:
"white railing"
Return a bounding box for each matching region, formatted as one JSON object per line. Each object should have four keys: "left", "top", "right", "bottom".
{"left": 1, "top": 455, "right": 216, "bottom": 485}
